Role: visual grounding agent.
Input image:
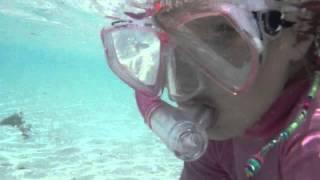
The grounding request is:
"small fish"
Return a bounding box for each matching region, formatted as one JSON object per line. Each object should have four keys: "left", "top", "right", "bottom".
{"left": 0, "top": 112, "right": 31, "bottom": 138}
{"left": 0, "top": 112, "right": 24, "bottom": 127}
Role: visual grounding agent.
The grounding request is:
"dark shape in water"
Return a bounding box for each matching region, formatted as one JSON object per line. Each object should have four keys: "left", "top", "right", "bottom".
{"left": 0, "top": 112, "right": 24, "bottom": 127}
{"left": 0, "top": 112, "right": 32, "bottom": 138}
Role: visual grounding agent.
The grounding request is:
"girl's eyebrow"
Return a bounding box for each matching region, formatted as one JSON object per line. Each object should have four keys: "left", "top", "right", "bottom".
{"left": 124, "top": 12, "right": 149, "bottom": 20}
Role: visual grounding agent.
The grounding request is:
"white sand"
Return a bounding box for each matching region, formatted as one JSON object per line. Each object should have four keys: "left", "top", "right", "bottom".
{"left": 0, "top": 108, "right": 183, "bottom": 180}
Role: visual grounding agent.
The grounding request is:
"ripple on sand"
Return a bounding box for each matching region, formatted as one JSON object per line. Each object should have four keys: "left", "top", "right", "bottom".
{"left": 56, "top": 147, "right": 81, "bottom": 156}
{"left": 16, "top": 158, "right": 53, "bottom": 170}
{"left": 22, "top": 170, "right": 47, "bottom": 179}
{"left": 71, "top": 174, "right": 96, "bottom": 180}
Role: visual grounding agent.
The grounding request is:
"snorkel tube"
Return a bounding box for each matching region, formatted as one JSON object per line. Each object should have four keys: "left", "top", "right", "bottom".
{"left": 135, "top": 91, "right": 211, "bottom": 161}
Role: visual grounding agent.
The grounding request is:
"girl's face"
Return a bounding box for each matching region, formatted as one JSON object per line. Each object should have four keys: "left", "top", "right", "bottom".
{"left": 172, "top": 28, "right": 312, "bottom": 140}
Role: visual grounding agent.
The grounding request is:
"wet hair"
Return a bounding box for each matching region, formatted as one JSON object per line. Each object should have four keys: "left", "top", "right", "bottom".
{"left": 293, "top": 1, "right": 320, "bottom": 79}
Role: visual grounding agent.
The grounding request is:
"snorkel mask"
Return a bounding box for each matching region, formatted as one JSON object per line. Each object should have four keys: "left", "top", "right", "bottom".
{"left": 101, "top": 0, "right": 267, "bottom": 97}
{"left": 100, "top": 0, "right": 311, "bottom": 168}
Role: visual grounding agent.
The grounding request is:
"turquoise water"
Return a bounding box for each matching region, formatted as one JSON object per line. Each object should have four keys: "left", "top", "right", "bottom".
{"left": 0, "top": 1, "right": 182, "bottom": 179}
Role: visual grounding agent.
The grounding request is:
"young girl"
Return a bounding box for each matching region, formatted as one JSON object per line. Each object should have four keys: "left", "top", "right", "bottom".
{"left": 101, "top": 0, "right": 320, "bottom": 179}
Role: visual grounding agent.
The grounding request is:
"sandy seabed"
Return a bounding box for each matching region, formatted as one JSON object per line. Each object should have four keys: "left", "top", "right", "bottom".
{"left": 0, "top": 80, "right": 183, "bottom": 180}
{"left": 0, "top": 113, "right": 183, "bottom": 180}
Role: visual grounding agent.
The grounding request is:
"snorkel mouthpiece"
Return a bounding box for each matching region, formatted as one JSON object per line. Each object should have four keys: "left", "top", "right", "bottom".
{"left": 136, "top": 91, "right": 210, "bottom": 161}
{"left": 151, "top": 104, "right": 209, "bottom": 161}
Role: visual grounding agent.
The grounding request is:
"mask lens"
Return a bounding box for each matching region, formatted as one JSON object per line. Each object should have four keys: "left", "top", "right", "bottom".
{"left": 167, "top": 49, "right": 201, "bottom": 101}
{"left": 111, "top": 28, "right": 161, "bottom": 86}
{"left": 176, "top": 15, "right": 253, "bottom": 91}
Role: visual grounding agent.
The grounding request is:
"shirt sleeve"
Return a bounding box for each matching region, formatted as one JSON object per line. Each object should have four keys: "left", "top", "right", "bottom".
{"left": 179, "top": 141, "right": 232, "bottom": 180}
{"left": 281, "top": 131, "right": 320, "bottom": 180}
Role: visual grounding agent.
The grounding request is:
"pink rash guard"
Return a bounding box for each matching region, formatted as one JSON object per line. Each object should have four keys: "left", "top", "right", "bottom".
{"left": 135, "top": 77, "right": 320, "bottom": 180}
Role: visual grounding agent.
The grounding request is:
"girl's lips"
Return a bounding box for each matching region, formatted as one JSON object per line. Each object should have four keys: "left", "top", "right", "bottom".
{"left": 200, "top": 105, "right": 218, "bottom": 130}
{"left": 177, "top": 97, "right": 219, "bottom": 130}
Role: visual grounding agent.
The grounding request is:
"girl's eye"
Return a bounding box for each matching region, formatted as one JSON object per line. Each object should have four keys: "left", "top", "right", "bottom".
{"left": 213, "top": 23, "right": 234, "bottom": 34}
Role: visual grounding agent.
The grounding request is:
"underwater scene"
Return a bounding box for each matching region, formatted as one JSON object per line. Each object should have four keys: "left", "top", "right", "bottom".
{"left": 0, "top": 1, "right": 182, "bottom": 179}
